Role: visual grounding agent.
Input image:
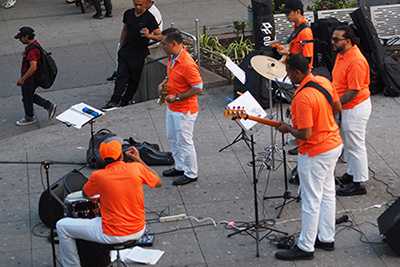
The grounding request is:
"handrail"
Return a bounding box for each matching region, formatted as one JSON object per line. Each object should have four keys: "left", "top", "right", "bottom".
{"left": 170, "top": 20, "right": 201, "bottom": 66}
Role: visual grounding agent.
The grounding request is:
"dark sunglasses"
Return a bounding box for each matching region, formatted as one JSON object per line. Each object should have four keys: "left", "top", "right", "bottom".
{"left": 330, "top": 37, "right": 347, "bottom": 43}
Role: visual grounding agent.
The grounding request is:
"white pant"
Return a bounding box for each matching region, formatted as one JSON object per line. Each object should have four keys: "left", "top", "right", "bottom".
{"left": 56, "top": 217, "right": 145, "bottom": 267}
{"left": 166, "top": 107, "right": 198, "bottom": 178}
{"left": 297, "top": 144, "right": 342, "bottom": 252}
{"left": 341, "top": 98, "right": 371, "bottom": 182}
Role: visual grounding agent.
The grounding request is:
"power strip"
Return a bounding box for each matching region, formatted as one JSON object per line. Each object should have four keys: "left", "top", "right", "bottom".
{"left": 136, "top": 233, "right": 154, "bottom": 246}
{"left": 159, "top": 214, "right": 187, "bottom": 223}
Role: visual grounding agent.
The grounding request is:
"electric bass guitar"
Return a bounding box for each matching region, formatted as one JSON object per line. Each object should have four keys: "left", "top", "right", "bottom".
{"left": 224, "top": 109, "right": 281, "bottom": 128}
{"left": 270, "top": 41, "right": 289, "bottom": 62}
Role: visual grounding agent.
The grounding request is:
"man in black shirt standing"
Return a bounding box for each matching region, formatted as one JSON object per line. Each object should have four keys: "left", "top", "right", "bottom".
{"left": 102, "top": 0, "right": 161, "bottom": 111}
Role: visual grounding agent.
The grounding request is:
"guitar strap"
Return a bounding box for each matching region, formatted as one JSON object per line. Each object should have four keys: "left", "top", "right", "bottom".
{"left": 286, "top": 22, "right": 310, "bottom": 44}
{"left": 295, "top": 81, "right": 334, "bottom": 113}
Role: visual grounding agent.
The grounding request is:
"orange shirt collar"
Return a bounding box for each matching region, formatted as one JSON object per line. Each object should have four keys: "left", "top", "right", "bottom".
{"left": 294, "top": 17, "right": 308, "bottom": 30}
{"left": 295, "top": 73, "right": 314, "bottom": 95}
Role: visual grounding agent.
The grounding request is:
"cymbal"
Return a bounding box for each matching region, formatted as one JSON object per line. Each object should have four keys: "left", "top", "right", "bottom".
{"left": 250, "top": 55, "right": 286, "bottom": 80}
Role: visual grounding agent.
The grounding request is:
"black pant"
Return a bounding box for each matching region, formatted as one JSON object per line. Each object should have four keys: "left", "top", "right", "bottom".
{"left": 93, "top": 0, "right": 112, "bottom": 15}
{"left": 111, "top": 53, "right": 145, "bottom": 105}
{"left": 21, "top": 81, "right": 51, "bottom": 118}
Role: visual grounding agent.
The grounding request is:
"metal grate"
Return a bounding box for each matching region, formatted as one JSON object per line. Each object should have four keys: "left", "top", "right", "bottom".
{"left": 274, "top": 11, "right": 315, "bottom": 43}
{"left": 371, "top": 4, "right": 400, "bottom": 39}
{"left": 317, "top": 8, "right": 358, "bottom": 23}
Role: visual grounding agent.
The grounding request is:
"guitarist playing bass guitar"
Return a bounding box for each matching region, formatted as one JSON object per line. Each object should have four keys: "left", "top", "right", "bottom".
{"left": 274, "top": 0, "right": 314, "bottom": 70}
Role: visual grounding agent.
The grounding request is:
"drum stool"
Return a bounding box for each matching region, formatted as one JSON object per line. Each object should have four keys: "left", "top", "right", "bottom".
{"left": 99, "top": 239, "right": 137, "bottom": 267}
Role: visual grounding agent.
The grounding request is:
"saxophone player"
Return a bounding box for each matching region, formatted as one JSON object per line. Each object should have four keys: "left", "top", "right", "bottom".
{"left": 158, "top": 27, "right": 203, "bottom": 186}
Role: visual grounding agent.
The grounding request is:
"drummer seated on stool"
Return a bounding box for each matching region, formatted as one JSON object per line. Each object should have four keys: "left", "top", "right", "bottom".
{"left": 56, "top": 136, "right": 162, "bottom": 267}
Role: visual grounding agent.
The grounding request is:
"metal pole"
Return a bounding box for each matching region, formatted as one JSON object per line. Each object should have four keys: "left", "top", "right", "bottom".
{"left": 195, "top": 18, "right": 200, "bottom": 66}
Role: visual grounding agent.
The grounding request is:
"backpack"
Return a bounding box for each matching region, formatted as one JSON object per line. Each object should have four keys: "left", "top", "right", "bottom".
{"left": 87, "top": 129, "right": 116, "bottom": 169}
{"left": 26, "top": 43, "right": 58, "bottom": 89}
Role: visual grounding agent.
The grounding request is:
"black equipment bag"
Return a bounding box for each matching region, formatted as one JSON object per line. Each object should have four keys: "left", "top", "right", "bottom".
{"left": 311, "top": 18, "right": 347, "bottom": 73}
{"left": 234, "top": 47, "right": 280, "bottom": 109}
{"left": 87, "top": 129, "right": 116, "bottom": 169}
{"left": 38, "top": 169, "right": 88, "bottom": 228}
{"left": 26, "top": 43, "right": 58, "bottom": 89}
{"left": 349, "top": 7, "right": 400, "bottom": 95}
{"left": 122, "top": 138, "right": 174, "bottom": 166}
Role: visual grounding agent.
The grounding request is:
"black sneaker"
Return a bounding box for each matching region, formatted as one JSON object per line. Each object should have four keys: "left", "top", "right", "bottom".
{"left": 172, "top": 175, "right": 198, "bottom": 186}
{"left": 275, "top": 245, "right": 314, "bottom": 261}
{"left": 48, "top": 103, "right": 57, "bottom": 120}
{"left": 107, "top": 71, "right": 117, "bottom": 81}
{"left": 336, "top": 183, "right": 366, "bottom": 196}
{"left": 101, "top": 101, "right": 120, "bottom": 111}
{"left": 105, "top": 13, "right": 113, "bottom": 17}
{"left": 335, "top": 173, "right": 353, "bottom": 186}
{"left": 92, "top": 13, "right": 103, "bottom": 19}
{"left": 315, "top": 238, "right": 334, "bottom": 251}
{"left": 162, "top": 168, "right": 184, "bottom": 177}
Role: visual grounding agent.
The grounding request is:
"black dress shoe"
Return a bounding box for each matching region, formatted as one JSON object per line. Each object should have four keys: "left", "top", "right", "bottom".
{"left": 335, "top": 173, "right": 353, "bottom": 186}
{"left": 315, "top": 238, "right": 334, "bottom": 251}
{"left": 107, "top": 71, "right": 117, "bottom": 81}
{"left": 173, "top": 175, "right": 198, "bottom": 186}
{"left": 275, "top": 245, "right": 314, "bottom": 261}
{"left": 336, "top": 182, "right": 366, "bottom": 196}
{"left": 92, "top": 13, "right": 103, "bottom": 19}
{"left": 288, "top": 146, "right": 299, "bottom": 155}
{"left": 162, "top": 168, "right": 184, "bottom": 177}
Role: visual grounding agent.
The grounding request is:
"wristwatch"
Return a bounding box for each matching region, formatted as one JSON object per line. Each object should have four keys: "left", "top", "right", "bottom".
{"left": 175, "top": 94, "right": 180, "bottom": 102}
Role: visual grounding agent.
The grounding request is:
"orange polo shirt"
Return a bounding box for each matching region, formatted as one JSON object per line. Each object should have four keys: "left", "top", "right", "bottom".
{"left": 166, "top": 46, "right": 203, "bottom": 114}
{"left": 288, "top": 17, "right": 314, "bottom": 70}
{"left": 292, "top": 73, "right": 342, "bottom": 157}
{"left": 332, "top": 44, "right": 370, "bottom": 109}
{"left": 84, "top": 161, "right": 159, "bottom": 236}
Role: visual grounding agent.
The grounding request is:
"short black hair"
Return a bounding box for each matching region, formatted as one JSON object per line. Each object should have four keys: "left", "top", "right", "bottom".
{"left": 286, "top": 53, "right": 309, "bottom": 74}
{"left": 334, "top": 25, "right": 359, "bottom": 46}
{"left": 162, "top": 27, "right": 183, "bottom": 44}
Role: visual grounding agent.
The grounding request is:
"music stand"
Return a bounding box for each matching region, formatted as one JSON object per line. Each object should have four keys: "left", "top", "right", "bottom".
{"left": 219, "top": 91, "right": 267, "bottom": 152}
{"left": 224, "top": 92, "right": 287, "bottom": 257}
{"left": 56, "top": 102, "right": 104, "bottom": 165}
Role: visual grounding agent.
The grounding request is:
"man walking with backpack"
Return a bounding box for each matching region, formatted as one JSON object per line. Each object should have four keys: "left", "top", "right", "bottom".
{"left": 14, "top": 26, "right": 57, "bottom": 126}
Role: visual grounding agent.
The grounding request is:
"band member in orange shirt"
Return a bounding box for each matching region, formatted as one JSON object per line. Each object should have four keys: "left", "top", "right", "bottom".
{"left": 159, "top": 28, "right": 203, "bottom": 186}
{"left": 331, "top": 26, "right": 372, "bottom": 196}
{"left": 278, "top": 0, "right": 314, "bottom": 70}
{"left": 275, "top": 54, "right": 342, "bottom": 261}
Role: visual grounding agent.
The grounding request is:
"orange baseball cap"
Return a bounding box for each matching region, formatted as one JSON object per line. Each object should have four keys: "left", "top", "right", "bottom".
{"left": 99, "top": 136, "right": 123, "bottom": 161}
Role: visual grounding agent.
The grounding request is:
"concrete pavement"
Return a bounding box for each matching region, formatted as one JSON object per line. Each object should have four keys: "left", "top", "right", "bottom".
{"left": 1, "top": 0, "right": 400, "bottom": 266}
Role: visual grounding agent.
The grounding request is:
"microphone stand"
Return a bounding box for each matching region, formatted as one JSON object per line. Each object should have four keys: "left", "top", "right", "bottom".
{"left": 0, "top": 160, "right": 86, "bottom": 267}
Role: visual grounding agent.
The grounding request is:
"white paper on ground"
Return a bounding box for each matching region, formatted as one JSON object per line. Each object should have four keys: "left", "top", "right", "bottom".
{"left": 115, "top": 246, "right": 164, "bottom": 265}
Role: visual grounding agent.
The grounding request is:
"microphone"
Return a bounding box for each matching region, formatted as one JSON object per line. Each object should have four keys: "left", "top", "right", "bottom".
{"left": 296, "top": 38, "right": 319, "bottom": 44}
{"left": 335, "top": 215, "right": 349, "bottom": 225}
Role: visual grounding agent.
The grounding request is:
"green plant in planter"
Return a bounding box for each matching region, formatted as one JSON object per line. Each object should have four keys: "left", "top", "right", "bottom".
{"left": 234, "top": 21, "right": 246, "bottom": 38}
{"left": 306, "top": 0, "right": 357, "bottom": 12}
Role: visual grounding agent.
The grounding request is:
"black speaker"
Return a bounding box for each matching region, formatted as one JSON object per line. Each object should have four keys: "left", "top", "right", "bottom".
{"left": 38, "top": 169, "right": 88, "bottom": 228}
{"left": 377, "top": 197, "right": 400, "bottom": 254}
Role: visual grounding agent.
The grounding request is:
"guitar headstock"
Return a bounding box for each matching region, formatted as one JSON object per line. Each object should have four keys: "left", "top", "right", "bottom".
{"left": 224, "top": 109, "right": 247, "bottom": 119}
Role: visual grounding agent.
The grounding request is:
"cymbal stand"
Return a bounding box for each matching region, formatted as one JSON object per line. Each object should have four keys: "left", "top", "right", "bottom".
{"left": 261, "top": 79, "right": 298, "bottom": 218}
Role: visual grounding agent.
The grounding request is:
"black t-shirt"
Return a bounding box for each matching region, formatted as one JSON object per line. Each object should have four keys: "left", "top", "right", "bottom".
{"left": 120, "top": 9, "right": 158, "bottom": 57}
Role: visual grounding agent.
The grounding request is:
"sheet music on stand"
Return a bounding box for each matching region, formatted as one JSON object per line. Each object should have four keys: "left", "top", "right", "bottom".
{"left": 56, "top": 102, "right": 104, "bottom": 129}
{"left": 227, "top": 91, "right": 267, "bottom": 133}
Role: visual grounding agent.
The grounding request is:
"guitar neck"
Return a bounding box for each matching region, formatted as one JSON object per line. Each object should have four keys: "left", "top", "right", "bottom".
{"left": 244, "top": 114, "right": 281, "bottom": 127}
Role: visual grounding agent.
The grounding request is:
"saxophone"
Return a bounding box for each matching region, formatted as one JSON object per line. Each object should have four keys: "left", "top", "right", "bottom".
{"left": 157, "top": 78, "right": 169, "bottom": 106}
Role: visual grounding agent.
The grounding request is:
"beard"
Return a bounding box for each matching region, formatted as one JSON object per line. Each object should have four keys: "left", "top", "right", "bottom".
{"left": 333, "top": 43, "right": 345, "bottom": 53}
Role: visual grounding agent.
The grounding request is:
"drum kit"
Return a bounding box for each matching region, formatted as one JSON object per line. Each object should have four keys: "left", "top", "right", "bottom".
{"left": 64, "top": 190, "right": 101, "bottom": 219}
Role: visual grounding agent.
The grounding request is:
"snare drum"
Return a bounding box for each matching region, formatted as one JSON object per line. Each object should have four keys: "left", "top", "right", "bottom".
{"left": 64, "top": 191, "right": 100, "bottom": 219}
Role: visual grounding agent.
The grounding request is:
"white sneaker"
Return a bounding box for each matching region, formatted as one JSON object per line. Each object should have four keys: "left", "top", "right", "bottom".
{"left": 16, "top": 116, "right": 36, "bottom": 126}
{"left": 3, "top": 0, "right": 16, "bottom": 8}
